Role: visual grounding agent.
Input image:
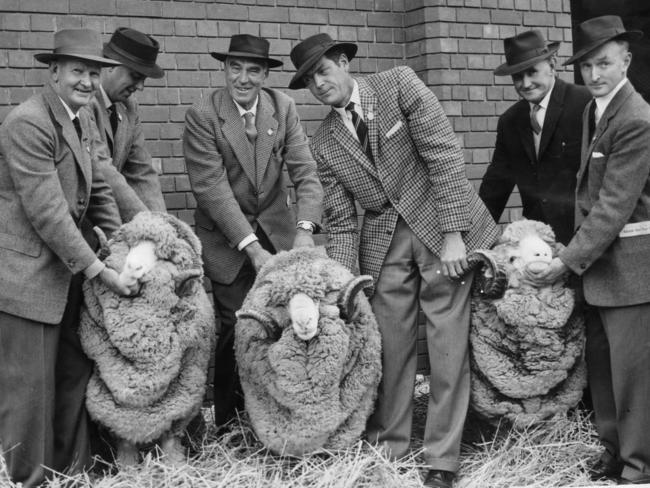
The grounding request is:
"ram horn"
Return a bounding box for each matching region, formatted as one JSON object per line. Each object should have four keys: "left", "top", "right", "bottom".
{"left": 337, "top": 275, "right": 373, "bottom": 322}
{"left": 236, "top": 309, "right": 282, "bottom": 340}
{"left": 173, "top": 269, "right": 202, "bottom": 298}
{"left": 93, "top": 226, "right": 111, "bottom": 261}
{"left": 466, "top": 249, "right": 507, "bottom": 298}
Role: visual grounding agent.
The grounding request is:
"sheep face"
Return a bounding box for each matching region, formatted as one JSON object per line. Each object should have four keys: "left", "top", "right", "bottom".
{"left": 288, "top": 293, "right": 320, "bottom": 341}
{"left": 518, "top": 235, "right": 552, "bottom": 273}
{"left": 118, "top": 240, "right": 157, "bottom": 292}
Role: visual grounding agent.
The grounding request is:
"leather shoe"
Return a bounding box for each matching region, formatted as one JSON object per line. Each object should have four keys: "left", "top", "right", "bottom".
{"left": 423, "top": 469, "right": 455, "bottom": 488}
{"left": 588, "top": 459, "right": 623, "bottom": 481}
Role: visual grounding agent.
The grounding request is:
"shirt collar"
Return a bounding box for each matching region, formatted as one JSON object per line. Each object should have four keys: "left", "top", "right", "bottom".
{"left": 529, "top": 77, "right": 555, "bottom": 112}
{"left": 57, "top": 96, "right": 79, "bottom": 120}
{"left": 595, "top": 77, "right": 628, "bottom": 118}
{"left": 334, "top": 79, "right": 360, "bottom": 120}
{"left": 100, "top": 84, "right": 113, "bottom": 110}
{"left": 234, "top": 96, "right": 259, "bottom": 118}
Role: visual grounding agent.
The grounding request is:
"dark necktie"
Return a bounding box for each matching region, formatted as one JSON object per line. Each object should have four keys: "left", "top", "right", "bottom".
{"left": 530, "top": 104, "right": 542, "bottom": 135}
{"left": 588, "top": 101, "right": 597, "bottom": 141}
{"left": 243, "top": 112, "right": 257, "bottom": 145}
{"left": 108, "top": 105, "right": 119, "bottom": 136}
{"left": 346, "top": 101, "right": 374, "bottom": 163}
{"left": 72, "top": 116, "right": 83, "bottom": 142}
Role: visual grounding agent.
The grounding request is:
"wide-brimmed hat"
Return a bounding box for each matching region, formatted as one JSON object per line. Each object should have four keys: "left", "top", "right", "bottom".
{"left": 288, "top": 33, "right": 357, "bottom": 90}
{"left": 103, "top": 27, "right": 164, "bottom": 79}
{"left": 563, "top": 15, "right": 643, "bottom": 65}
{"left": 493, "top": 30, "right": 560, "bottom": 76}
{"left": 211, "top": 34, "right": 283, "bottom": 68}
{"left": 34, "top": 29, "right": 121, "bottom": 66}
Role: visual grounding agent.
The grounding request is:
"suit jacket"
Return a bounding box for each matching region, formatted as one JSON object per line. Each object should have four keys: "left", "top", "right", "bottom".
{"left": 479, "top": 78, "right": 591, "bottom": 244}
{"left": 183, "top": 87, "right": 323, "bottom": 284}
{"left": 0, "top": 83, "right": 121, "bottom": 324}
{"left": 86, "top": 93, "right": 166, "bottom": 221}
{"left": 310, "top": 66, "right": 499, "bottom": 288}
{"left": 560, "top": 80, "right": 650, "bottom": 306}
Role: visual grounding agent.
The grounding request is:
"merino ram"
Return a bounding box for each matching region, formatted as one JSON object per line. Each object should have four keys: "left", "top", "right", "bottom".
{"left": 234, "top": 247, "right": 382, "bottom": 456}
{"left": 468, "top": 219, "right": 586, "bottom": 426}
{"left": 80, "top": 211, "right": 215, "bottom": 465}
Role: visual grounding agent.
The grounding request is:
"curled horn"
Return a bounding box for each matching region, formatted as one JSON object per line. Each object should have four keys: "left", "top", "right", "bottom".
{"left": 466, "top": 250, "right": 507, "bottom": 298}
{"left": 236, "top": 309, "right": 282, "bottom": 340}
{"left": 174, "top": 269, "right": 202, "bottom": 298}
{"left": 337, "top": 275, "right": 373, "bottom": 322}
{"left": 93, "top": 226, "right": 111, "bottom": 261}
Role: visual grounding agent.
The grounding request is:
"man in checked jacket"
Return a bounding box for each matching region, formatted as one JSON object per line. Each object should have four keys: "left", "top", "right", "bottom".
{"left": 289, "top": 34, "right": 499, "bottom": 488}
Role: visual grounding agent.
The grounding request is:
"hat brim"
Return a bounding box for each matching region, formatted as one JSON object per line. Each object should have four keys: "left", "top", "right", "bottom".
{"left": 288, "top": 42, "right": 357, "bottom": 90}
{"left": 210, "top": 51, "right": 283, "bottom": 68}
{"left": 562, "top": 30, "right": 643, "bottom": 65}
{"left": 103, "top": 43, "right": 165, "bottom": 79}
{"left": 493, "top": 42, "right": 561, "bottom": 76}
{"left": 34, "top": 52, "right": 121, "bottom": 67}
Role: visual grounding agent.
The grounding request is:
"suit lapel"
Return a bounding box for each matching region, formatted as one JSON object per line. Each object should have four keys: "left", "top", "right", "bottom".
{"left": 357, "top": 77, "right": 379, "bottom": 165}
{"left": 327, "top": 111, "right": 378, "bottom": 178}
{"left": 218, "top": 92, "right": 256, "bottom": 187}
{"left": 96, "top": 92, "right": 116, "bottom": 155}
{"left": 515, "top": 102, "right": 537, "bottom": 163}
{"left": 254, "top": 91, "right": 278, "bottom": 188}
{"left": 111, "top": 102, "right": 127, "bottom": 169}
{"left": 538, "top": 79, "right": 565, "bottom": 159}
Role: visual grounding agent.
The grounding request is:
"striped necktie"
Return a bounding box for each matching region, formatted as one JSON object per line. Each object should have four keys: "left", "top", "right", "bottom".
{"left": 243, "top": 112, "right": 257, "bottom": 145}
{"left": 346, "top": 101, "right": 374, "bottom": 163}
{"left": 530, "top": 104, "right": 542, "bottom": 135}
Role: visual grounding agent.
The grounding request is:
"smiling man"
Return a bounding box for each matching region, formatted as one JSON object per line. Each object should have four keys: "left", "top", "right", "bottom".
{"left": 479, "top": 30, "right": 591, "bottom": 245}
{"left": 183, "top": 34, "right": 323, "bottom": 427}
{"left": 0, "top": 28, "right": 130, "bottom": 487}
{"left": 85, "top": 27, "right": 166, "bottom": 221}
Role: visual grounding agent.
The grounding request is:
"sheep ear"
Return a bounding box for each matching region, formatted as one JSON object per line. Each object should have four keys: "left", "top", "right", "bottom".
{"left": 174, "top": 269, "right": 202, "bottom": 298}
{"left": 236, "top": 309, "right": 281, "bottom": 340}
{"left": 466, "top": 250, "right": 507, "bottom": 298}
{"left": 338, "top": 275, "right": 373, "bottom": 322}
{"left": 93, "top": 226, "right": 110, "bottom": 260}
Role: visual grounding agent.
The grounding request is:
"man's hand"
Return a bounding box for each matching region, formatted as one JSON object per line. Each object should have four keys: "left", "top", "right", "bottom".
{"left": 293, "top": 229, "right": 315, "bottom": 248}
{"left": 245, "top": 241, "right": 273, "bottom": 273}
{"left": 526, "top": 257, "right": 569, "bottom": 285}
{"left": 98, "top": 267, "right": 132, "bottom": 296}
{"left": 440, "top": 231, "right": 468, "bottom": 279}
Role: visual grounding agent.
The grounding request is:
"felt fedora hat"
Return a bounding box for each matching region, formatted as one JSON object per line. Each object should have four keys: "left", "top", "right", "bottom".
{"left": 288, "top": 33, "right": 357, "bottom": 90}
{"left": 211, "top": 34, "right": 283, "bottom": 68}
{"left": 103, "top": 27, "right": 164, "bottom": 79}
{"left": 563, "top": 15, "right": 643, "bottom": 65}
{"left": 34, "top": 29, "right": 121, "bottom": 66}
{"left": 493, "top": 30, "right": 560, "bottom": 76}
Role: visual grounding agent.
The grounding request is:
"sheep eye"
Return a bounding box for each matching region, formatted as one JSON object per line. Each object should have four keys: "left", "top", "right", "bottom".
{"left": 509, "top": 256, "right": 516, "bottom": 263}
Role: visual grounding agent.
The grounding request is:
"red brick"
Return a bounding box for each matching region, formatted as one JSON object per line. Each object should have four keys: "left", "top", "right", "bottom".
{"left": 128, "top": 19, "right": 154, "bottom": 36}
{"left": 159, "top": 175, "right": 176, "bottom": 192}
{"left": 165, "top": 37, "right": 209, "bottom": 53}
{"left": 464, "top": 131, "right": 496, "bottom": 147}
{"left": 457, "top": 8, "right": 490, "bottom": 23}
{"left": 515, "top": 0, "right": 531, "bottom": 8}
{"left": 175, "top": 20, "right": 197, "bottom": 37}
{"left": 490, "top": 10, "right": 522, "bottom": 25}
{"left": 8, "top": 51, "right": 34, "bottom": 69}
{"left": 459, "top": 39, "right": 492, "bottom": 54}
{"left": 524, "top": 11, "right": 555, "bottom": 27}
{"left": 116, "top": 0, "right": 163, "bottom": 17}
{"left": 70, "top": 0, "right": 116, "bottom": 15}
{"left": 466, "top": 24, "right": 483, "bottom": 38}
{"left": 498, "top": 0, "right": 514, "bottom": 8}
{"left": 356, "top": 0, "right": 374, "bottom": 10}
{"left": 2, "top": 13, "right": 30, "bottom": 31}
{"left": 0, "top": 32, "right": 20, "bottom": 49}
{"left": 531, "top": 0, "right": 546, "bottom": 11}
{"left": 162, "top": 2, "right": 206, "bottom": 19}
{"left": 250, "top": 6, "right": 289, "bottom": 23}
{"left": 260, "top": 24, "right": 279, "bottom": 40}
{"left": 0, "top": 70, "right": 24, "bottom": 86}
{"left": 17, "top": 0, "right": 67, "bottom": 13}
{"left": 290, "top": 8, "right": 328, "bottom": 24}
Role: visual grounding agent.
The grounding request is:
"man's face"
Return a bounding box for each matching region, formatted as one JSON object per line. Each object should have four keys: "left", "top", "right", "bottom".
{"left": 303, "top": 54, "right": 354, "bottom": 108}
{"left": 224, "top": 57, "right": 267, "bottom": 110}
{"left": 511, "top": 59, "right": 555, "bottom": 104}
{"left": 51, "top": 58, "right": 101, "bottom": 112}
{"left": 579, "top": 41, "right": 631, "bottom": 98}
{"left": 102, "top": 65, "right": 146, "bottom": 103}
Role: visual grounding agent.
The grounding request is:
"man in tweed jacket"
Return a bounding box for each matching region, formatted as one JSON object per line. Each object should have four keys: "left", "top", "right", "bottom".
{"left": 183, "top": 35, "right": 323, "bottom": 426}
{"left": 289, "top": 34, "right": 498, "bottom": 488}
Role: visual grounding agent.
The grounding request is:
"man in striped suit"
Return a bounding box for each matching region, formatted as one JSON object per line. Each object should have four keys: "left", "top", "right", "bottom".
{"left": 289, "top": 34, "right": 498, "bottom": 488}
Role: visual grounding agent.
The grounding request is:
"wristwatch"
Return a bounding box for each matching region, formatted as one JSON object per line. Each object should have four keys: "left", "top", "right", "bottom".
{"left": 296, "top": 220, "right": 315, "bottom": 233}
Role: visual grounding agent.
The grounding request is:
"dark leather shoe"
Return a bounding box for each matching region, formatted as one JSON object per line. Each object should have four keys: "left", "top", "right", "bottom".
{"left": 423, "top": 469, "right": 455, "bottom": 488}
{"left": 618, "top": 475, "right": 650, "bottom": 485}
{"left": 588, "top": 459, "right": 623, "bottom": 481}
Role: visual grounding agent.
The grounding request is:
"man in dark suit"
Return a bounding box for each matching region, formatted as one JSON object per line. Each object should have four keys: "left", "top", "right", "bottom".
{"left": 183, "top": 34, "right": 323, "bottom": 426}
{"left": 289, "top": 34, "right": 499, "bottom": 488}
{"left": 535, "top": 15, "right": 650, "bottom": 484}
{"left": 86, "top": 27, "right": 166, "bottom": 221}
{"left": 0, "top": 29, "right": 130, "bottom": 487}
{"left": 479, "top": 30, "right": 591, "bottom": 245}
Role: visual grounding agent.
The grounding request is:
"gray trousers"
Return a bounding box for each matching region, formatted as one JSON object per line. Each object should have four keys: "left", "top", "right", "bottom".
{"left": 366, "top": 217, "right": 472, "bottom": 472}
{"left": 586, "top": 302, "right": 650, "bottom": 482}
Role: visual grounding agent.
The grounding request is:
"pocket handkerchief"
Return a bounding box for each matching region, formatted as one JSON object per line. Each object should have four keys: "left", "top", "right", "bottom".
{"left": 591, "top": 151, "right": 605, "bottom": 158}
{"left": 385, "top": 120, "right": 403, "bottom": 138}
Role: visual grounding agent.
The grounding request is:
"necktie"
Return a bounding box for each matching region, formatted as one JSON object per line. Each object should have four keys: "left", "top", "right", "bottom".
{"left": 108, "top": 104, "right": 119, "bottom": 136}
{"left": 346, "top": 101, "right": 374, "bottom": 163}
{"left": 530, "top": 104, "right": 542, "bottom": 135}
{"left": 588, "top": 101, "right": 597, "bottom": 141}
{"left": 72, "top": 116, "right": 83, "bottom": 142}
{"left": 243, "top": 112, "right": 257, "bottom": 145}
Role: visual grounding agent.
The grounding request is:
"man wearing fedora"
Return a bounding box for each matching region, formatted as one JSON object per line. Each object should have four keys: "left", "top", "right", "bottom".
{"left": 183, "top": 34, "right": 323, "bottom": 426}
{"left": 533, "top": 15, "right": 650, "bottom": 484}
{"left": 479, "top": 30, "right": 590, "bottom": 245}
{"left": 288, "top": 33, "right": 498, "bottom": 488}
{"left": 85, "top": 27, "right": 166, "bottom": 221}
{"left": 0, "top": 29, "right": 130, "bottom": 486}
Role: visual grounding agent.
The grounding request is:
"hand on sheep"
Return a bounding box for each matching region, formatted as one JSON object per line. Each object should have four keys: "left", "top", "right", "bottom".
{"left": 292, "top": 230, "right": 315, "bottom": 249}
{"left": 526, "top": 256, "right": 569, "bottom": 286}
{"left": 98, "top": 266, "right": 133, "bottom": 296}
{"left": 440, "top": 231, "right": 469, "bottom": 279}
{"left": 245, "top": 241, "right": 273, "bottom": 273}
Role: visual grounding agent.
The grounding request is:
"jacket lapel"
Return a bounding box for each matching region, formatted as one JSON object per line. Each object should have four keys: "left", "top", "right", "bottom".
{"left": 95, "top": 92, "right": 115, "bottom": 154}
{"left": 515, "top": 101, "right": 537, "bottom": 164}
{"left": 218, "top": 92, "right": 256, "bottom": 188}
{"left": 254, "top": 90, "right": 278, "bottom": 188}
{"left": 537, "top": 79, "right": 565, "bottom": 159}
{"left": 111, "top": 102, "right": 127, "bottom": 169}
{"left": 357, "top": 77, "right": 379, "bottom": 165}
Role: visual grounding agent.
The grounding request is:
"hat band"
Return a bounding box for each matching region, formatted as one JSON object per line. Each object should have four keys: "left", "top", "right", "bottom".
{"left": 507, "top": 46, "right": 550, "bottom": 66}
{"left": 108, "top": 42, "right": 158, "bottom": 67}
{"left": 52, "top": 45, "right": 104, "bottom": 58}
{"left": 580, "top": 27, "right": 626, "bottom": 47}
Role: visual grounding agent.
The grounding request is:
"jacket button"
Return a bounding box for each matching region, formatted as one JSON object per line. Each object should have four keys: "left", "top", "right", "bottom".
{"left": 68, "top": 259, "right": 76, "bottom": 267}
{"left": 580, "top": 263, "right": 586, "bottom": 270}
{"left": 78, "top": 198, "right": 86, "bottom": 206}
{"left": 581, "top": 209, "right": 588, "bottom": 216}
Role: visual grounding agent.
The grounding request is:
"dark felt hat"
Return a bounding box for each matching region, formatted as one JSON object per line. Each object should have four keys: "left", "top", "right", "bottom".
{"left": 493, "top": 30, "right": 560, "bottom": 76}
{"left": 210, "top": 34, "right": 283, "bottom": 68}
{"left": 34, "top": 29, "right": 121, "bottom": 66}
{"left": 288, "top": 33, "right": 357, "bottom": 90}
{"left": 103, "top": 27, "right": 164, "bottom": 79}
{"left": 563, "top": 15, "right": 643, "bottom": 65}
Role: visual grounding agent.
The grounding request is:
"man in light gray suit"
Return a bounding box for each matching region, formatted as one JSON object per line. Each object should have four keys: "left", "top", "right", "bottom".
{"left": 0, "top": 29, "right": 130, "bottom": 487}
{"left": 535, "top": 15, "right": 650, "bottom": 485}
